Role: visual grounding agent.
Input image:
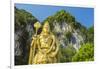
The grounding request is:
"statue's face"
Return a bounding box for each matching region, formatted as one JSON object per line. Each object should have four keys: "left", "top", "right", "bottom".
{"left": 43, "top": 23, "right": 50, "bottom": 33}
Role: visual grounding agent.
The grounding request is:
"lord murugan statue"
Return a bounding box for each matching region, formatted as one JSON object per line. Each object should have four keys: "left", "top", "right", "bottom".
{"left": 28, "top": 21, "right": 59, "bottom": 64}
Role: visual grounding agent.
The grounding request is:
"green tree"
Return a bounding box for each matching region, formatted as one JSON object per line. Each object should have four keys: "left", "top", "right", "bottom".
{"left": 87, "top": 26, "right": 94, "bottom": 43}
{"left": 60, "top": 45, "right": 76, "bottom": 62}
{"left": 72, "top": 43, "right": 94, "bottom": 62}
{"left": 15, "top": 7, "right": 38, "bottom": 30}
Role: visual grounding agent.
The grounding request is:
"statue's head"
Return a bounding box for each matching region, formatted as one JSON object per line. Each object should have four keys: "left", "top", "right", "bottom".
{"left": 42, "top": 21, "right": 50, "bottom": 33}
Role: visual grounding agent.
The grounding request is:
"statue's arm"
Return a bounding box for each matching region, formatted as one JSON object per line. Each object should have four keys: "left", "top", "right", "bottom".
{"left": 46, "top": 35, "right": 56, "bottom": 54}
{"left": 48, "top": 36, "right": 59, "bottom": 57}
{"left": 37, "top": 36, "right": 43, "bottom": 53}
{"left": 52, "top": 39, "right": 59, "bottom": 56}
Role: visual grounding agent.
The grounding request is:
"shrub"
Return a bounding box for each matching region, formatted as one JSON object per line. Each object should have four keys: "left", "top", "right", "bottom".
{"left": 72, "top": 43, "right": 94, "bottom": 62}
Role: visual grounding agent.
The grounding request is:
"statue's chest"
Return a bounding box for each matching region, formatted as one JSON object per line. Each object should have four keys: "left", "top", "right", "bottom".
{"left": 39, "top": 36, "right": 52, "bottom": 48}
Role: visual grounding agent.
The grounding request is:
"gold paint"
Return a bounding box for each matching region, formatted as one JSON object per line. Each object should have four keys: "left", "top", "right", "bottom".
{"left": 29, "top": 21, "right": 59, "bottom": 64}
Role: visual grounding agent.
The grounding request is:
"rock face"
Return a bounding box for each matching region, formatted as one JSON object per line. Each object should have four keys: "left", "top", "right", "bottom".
{"left": 15, "top": 7, "right": 38, "bottom": 65}
{"left": 51, "top": 21, "right": 84, "bottom": 51}
{"left": 14, "top": 23, "right": 35, "bottom": 65}
{"left": 44, "top": 10, "right": 86, "bottom": 51}
{"left": 15, "top": 30, "right": 23, "bottom": 56}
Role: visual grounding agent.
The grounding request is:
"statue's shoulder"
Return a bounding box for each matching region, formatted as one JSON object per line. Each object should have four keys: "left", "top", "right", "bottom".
{"left": 37, "top": 34, "right": 42, "bottom": 39}
{"left": 50, "top": 32, "right": 55, "bottom": 38}
{"left": 31, "top": 35, "right": 40, "bottom": 40}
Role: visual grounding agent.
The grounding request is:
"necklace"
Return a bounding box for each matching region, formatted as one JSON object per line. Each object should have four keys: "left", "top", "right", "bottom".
{"left": 42, "top": 35, "right": 49, "bottom": 43}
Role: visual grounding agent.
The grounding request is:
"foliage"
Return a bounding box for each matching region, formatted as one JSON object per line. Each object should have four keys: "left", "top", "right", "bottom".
{"left": 65, "top": 32, "right": 72, "bottom": 43}
{"left": 54, "top": 10, "right": 75, "bottom": 23}
{"left": 87, "top": 26, "right": 94, "bottom": 43}
{"left": 72, "top": 43, "right": 94, "bottom": 61}
{"left": 60, "top": 45, "right": 76, "bottom": 62}
{"left": 43, "top": 10, "right": 75, "bottom": 29}
{"left": 44, "top": 10, "right": 86, "bottom": 31}
{"left": 15, "top": 7, "right": 38, "bottom": 30}
{"left": 15, "top": 7, "right": 38, "bottom": 65}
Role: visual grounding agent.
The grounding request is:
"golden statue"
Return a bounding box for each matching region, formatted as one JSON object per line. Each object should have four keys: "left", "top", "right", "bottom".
{"left": 28, "top": 21, "right": 59, "bottom": 64}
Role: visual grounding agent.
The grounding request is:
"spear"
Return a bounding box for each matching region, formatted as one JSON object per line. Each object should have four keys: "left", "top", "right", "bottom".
{"left": 32, "top": 22, "right": 41, "bottom": 64}
{"left": 29, "top": 22, "right": 41, "bottom": 64}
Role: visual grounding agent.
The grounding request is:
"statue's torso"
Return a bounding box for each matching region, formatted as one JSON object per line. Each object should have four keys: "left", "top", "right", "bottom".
{"left": 39, "top": 34, "right": 53, "bottom": 53}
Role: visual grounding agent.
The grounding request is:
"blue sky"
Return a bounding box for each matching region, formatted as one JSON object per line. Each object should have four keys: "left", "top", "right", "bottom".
{"left": 15, "top": 3, "right": 94, "bottom": 28}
